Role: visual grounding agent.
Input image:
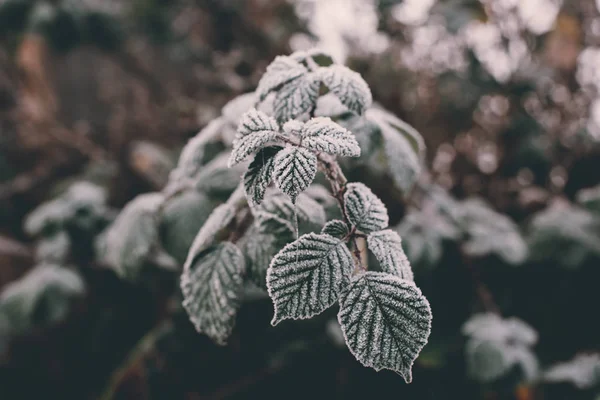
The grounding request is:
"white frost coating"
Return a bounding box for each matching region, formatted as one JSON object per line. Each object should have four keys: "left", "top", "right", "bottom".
{"left": 300, "top": 117, "right": 361, "bottom": 157}
{"left": 257, "top": 190, "right": 326, "bottom": 226}
{"left": 544, "top": 353, "right": 600, "bottom": 389}
{"left": 244, "top": 146, "right": 283, "bottom": 205}
{"left": 337, "top": 272, "right": 432, "bottom": 383}
{"left": 267, "top": 233, "right": 354, "bottom": 325}
{"left": 367, "top": 230, "right": 414, "bottom": 281}
{"left": 282, "top": 120, "right": 305, "bottom": 136}
{"left": 344, "top": 182, "right": 389, "bottom": 233}
{"left": 321, "top": 219, "right": 350, "bottom": 239}
{"left": 320, "top": 65, "right": 372, "bottom": 115}
{"left": 273, "top": 146, "right": 317, "bottom": 203}
{"left": 462, "top": 313, "right": 538, "bottom": 346}
{"left": 274, "top": 72, "right": 321, "bottom": 123}
{"left": 228, "top": 109, "right": 279, "bottom": 167}
{"left": 239, "top": 212, "right": 295, "bottom": 289}
{"left": 256, "top": 56, "right": 308, "bottom": 101}
{"left": 181, "top": 242, "right": 245, "bottom": 345}
{"left": 184, "top": 203, "right": 236, "bottom": 269}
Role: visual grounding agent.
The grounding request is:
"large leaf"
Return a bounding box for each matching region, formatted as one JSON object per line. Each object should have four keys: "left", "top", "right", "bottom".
{"left": 320, "top": 65, "right": 372, "bottom": 115}
{"left": 273, "top": 146, "right": 317, "bottom": 202}
{"left": 299, "top": 117, "right": 360, "bottom": 157}
{"left": 338, "top": 272, "right": 432, "bottom": 383}
{"left": 273, "top": 72, "right": 321, "bottom": 123}
{"left": 239, "top": 213, "right": 294, "bottom": 289}
{"left": 181, "top": 242, "right": 245, "bottom": 345}
{"left": 344, "top": 182, "right": 389, "bottom": 233}
{"left": 243, "top": 146, "right": 283, "bottom": 205}
{"left": 366, "top": 108, "right": 425, "bottom": 195}
{"left": 367, "top": 229, "right": 414, "bottom": 281}
{"left": 228, "top": 109, "right": 279, "bottom": 167}
{"left": 267, "top": 233, "right": 354, "bottom": 325}
{"left": 256, "top": 55, "right": 308, "bottom": 101}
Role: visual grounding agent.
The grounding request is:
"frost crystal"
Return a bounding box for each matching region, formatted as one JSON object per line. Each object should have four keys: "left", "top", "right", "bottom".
{"left": 181, "top": 242, "right": 245, "bottom": 345}
{"left": 273, "top": 146, "right": 317, "bottom": 202}
{"left": 338, "top": 272, "right": 432, "bottom": 383}
{"left": 300, "top": 117, "right": 360, "bottom": 157}
{"left": 320, "top": 65, "right": 372, "bottom": 115}
{"left": 367, "top": 230, "right": 414, "bottom": 281}
{"left": 228, "top": 109, "right": 279, "bottom": 167}
{"left": 267, "top": 233, "right": 354, "bottom": 325}
{"left": 344, "top": 182, "right": 389, "bottom": 233}
{"left": 256, "top": 56, "right": 308, "bottom": 101}
{"left": 244, "top": 146, "right": 283, "bottom": 205}
{"left": 274, "top": 72, "right": 321, "bottom": 123}
{"left": 321, "top": 219, "right": 350, "bottom": 239}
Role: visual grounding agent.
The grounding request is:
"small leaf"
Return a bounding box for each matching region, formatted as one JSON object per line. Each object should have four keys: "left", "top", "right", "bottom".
{"left": 181, "top": 242, "right": 245, "bottom": 345}
{"left": 338, "top": 272, "right": 432, "bottom": 383}
{"left": 344, "top": 182, "right": 389, "bottom": 233}
{"left": 258, "top": 190, "right": 326, "bottom": 226}
{"left": 320, "top": 65, "right": 372, "bottom": 115}
{"left": 300, "top": 117, "right": 360, "bottom": 157}
{"left": 239, "top": 213, "right": 294, "bottom": 289}
{"left": 321, "top": 219, "right": 349, "bottom": 239}
{"left": 244, "top": 146, "right": 283, "bottom": 205}
{"left": 256, "top": 55, "right": 308, "bottom": 101}
{"left": 274, "top": 73, "right": 321, "bottom": 123}
{"left": 267, "top": 233, "right": 354, "bottom": 324}
{"left": 367, "top": 230, "right": 414, "bottom": 281}
{"left": 228, "top": 109, "right": 279, "bottom": 167}
{"left": 273, "top": 146, "right": 317, "bottom": 202}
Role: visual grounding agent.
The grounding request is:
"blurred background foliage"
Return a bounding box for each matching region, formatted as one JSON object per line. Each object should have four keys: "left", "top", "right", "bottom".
{"left": 1, "top": 0, "right": 600, "bottom": 399}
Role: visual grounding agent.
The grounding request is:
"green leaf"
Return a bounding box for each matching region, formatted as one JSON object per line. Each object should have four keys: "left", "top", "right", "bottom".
{"left": 273, "top": 146, "right": 317, "bottom": 203}
{"left": 367, "top": 230, "right": 414, "bottom": 281}
{"left": 273, "top": 72, "right": 321, "bottom": 123}
{"left": 300, "top": 117, "right": 360, "bottom": 157}
{"left": 256, "top": 55, "right": 308, "bottom": 101}
{"left": 321, "top": 219, "right": 350, "bottom": 239}
{"left": 181, "top": 242, "right": 245, "bottom": 345}
{"left": 344, "top": 182, "right": 389, "bottom": 233}
{"left": 228, "top": 109, "right": 279, "bottom": 167}
{"left": 320, "top": 65, "right": 372, "bottom": 115}
{"left": 244, "top": 146, "right": 283, "bottom": 205}
{"left": 239, "top": 213, "right": 294, "bottom": 289}
{"left": 267, "top": 233, "right": 354, "bottom": 325}
{"left": 338, "top": 272, "right": 432, "bottom": 383}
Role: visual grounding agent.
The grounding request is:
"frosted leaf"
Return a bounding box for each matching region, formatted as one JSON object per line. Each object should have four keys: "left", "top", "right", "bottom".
{"left": 291, "top": 48, "right": 335, "bottom": 67}
{"left": 300, "top": 117, "right": 360, "bottom": 157}
{"left": 273, "top": 146, "right": 317, "bottom": 202}
{"left": 458, "top": 199, "right": 528, "bottom": 265}
{"left": 321, "top": 220, "right": 350, "bottom": 239}
{"left": 0, "top": 264, "right": 85, "bottom": 335}
{"left": 181, "top": 242, "right": 245, "bottom": 345}
{"left": 24, "top": 198, "right": 71, "bottom": 236}
{"left": 221, "top": 92, "right": 257, "bottom": 126}
{"left": 228, "top": 109, "right": 279, "bottom": 167}
{"left": 282, "top": 120, "right": 304, "bottom": 136}
{"left": 544, "top": 354, "right": 600, "bottom": 389}
{"left": 466, "top": 339, "right": 516, "bottom": 382}
{"left": 344, "top": 182, "right": 389, "bottom": 233}
{"left": 160, "top": 190, "right": 218, "bottom": 265}
{"left": 367, "top": 230, "right": 414, "bottom": 281}
{"left": 337, "top": 272, "right": 432, "bottom": 383}
{"left": 366, "top": 108, "right": 425, "bottom": 194}
{"left": 257, "top": 190, "right": 326, "bottom": 226}
{"left": 315, "top": 93, "right": 351, "bottom": 118}
{"left": 273, "top": 73, "right": 321, "bottom": 123}
{"left": 184, "top": 202, "right": 237, "bottom": 267}
{"left": 577, "top": 184, "right": 600, "bottom": 214}
{"left": 35, "top": 231, "right": 70, "bottom": 264}
{"left": 97, "top": 192, "right": 163, "bottom": 279}
{"left": 256, "top": 55, "right": 308, "bottom": 101}
{"left": 320, "top": 65, "right": 372, "bottom": 115}
{"left": 267, "top": 232, "right": 354, "bottom": 324}
{"left": 170, "top": 118, "right": 225, "bottom": 182}
{"left": 243, "top": 146, "right": 283, "bottom": 205}
{"left": 239, "top": 213, "right": 294, "bottom": 289}
{"left": 194, "top": 153, "right": 245, "bottom": 197}
{"left": 462, "top": 313, "right": 538, "bottom": 346}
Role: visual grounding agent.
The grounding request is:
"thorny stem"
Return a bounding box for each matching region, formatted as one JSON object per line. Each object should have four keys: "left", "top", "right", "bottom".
{"left": 317, "top": 153, "right": 366, "bottom": 271}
